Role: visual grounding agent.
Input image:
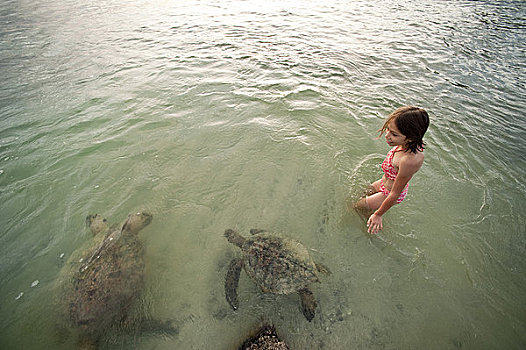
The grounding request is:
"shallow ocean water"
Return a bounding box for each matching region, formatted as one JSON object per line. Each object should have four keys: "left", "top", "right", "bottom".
{"left": 1, "top": 0, "right": 525, "bottom": 349}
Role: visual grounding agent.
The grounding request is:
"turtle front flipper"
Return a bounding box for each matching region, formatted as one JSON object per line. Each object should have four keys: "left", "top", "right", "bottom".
{"left": 225, "top": 258, "right": 243, "bottom": 310}
{"left": 86, "top": 214, "right": 109, "bottom": 236}
{"left": 121, "top": 212, "right": 153, "bottom": 235}
{"left": 298, "top": 288, "right": 317, "bottom": 322}
{"left": 249, "top": 229, "right": 266, "bottom": 235}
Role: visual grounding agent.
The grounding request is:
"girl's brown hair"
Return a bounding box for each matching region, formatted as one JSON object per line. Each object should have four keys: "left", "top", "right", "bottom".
{"left": 380, "top": 106, "right": 429, "bottom": 153}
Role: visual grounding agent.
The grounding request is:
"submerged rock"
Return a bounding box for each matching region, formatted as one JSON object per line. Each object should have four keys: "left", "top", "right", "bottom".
{"left": 239, "top": 324, "right": 290, "bottom": 350}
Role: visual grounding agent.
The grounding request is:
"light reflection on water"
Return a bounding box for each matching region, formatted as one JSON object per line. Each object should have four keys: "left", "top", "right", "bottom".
{"left": 0, "top": 0, "right": 525, "bottom": 348}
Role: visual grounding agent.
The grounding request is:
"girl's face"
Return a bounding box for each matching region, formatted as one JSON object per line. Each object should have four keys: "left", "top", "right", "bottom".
{"left": 385, "top": 120, "right": 408, "bottom": 147}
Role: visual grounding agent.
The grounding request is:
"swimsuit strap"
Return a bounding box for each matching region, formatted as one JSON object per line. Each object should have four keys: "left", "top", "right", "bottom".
{"left": 381, "top": 146, "right": 399, "bottom": 181}
{"left": 389, "top": 146, "right": 400, "bottom": 159}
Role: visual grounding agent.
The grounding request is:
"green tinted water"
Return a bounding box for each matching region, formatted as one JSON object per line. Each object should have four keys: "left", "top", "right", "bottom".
{"left": 1, "top": 0, "right": 525, "bottom": 348}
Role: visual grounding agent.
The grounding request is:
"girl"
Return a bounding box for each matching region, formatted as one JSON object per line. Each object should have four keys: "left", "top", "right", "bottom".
{"left": 354, "top": 106, "right": 430, "bottom": 234}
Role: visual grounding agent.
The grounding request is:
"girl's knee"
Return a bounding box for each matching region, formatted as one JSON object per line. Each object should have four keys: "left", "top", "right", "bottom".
{"left": 365, "top": 185, "right": 376, "bottom": 196}
{"left": 351, "top": 197, "right": 371, "bottom": 219}
{"left": 353, "top": 197, "right": 368, "bottom": 210}
{"left": 363, "top": 180, "right": 381, "bottom": 197}
{"left": 370, "top": 180, "right": 382, "bottom": 192}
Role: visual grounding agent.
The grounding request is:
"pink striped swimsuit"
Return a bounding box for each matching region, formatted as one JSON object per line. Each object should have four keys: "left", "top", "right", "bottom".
{"left": 379, "top": 146, "right": 408, "bottom": 203}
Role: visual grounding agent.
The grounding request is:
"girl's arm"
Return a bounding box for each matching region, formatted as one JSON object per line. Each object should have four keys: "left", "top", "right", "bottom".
{"left": 367, "top": 157, "right": 420, "bottom": 234}
{"left": 367, "top": 179, "right": 408, "bottom": 234}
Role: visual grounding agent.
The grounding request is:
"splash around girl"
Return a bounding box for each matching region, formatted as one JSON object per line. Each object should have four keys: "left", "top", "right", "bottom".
{"left": 354, "top": 106, "right": 430, "bottom": 234}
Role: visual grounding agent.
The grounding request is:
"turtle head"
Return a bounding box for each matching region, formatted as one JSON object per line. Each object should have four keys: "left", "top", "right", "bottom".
{"left": 86, "top": 214, "right": 109, "bottom": 236}
{"left": 224, "top": 229, "right": 246, "bottom": 247}
{"left": 121, "top": 211, "right": 153, "bottom": 234}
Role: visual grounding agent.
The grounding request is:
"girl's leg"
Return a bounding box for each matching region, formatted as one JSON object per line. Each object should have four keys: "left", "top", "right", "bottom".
{"left": 368, "top": 180, "right": 382, "bottom": 195}
{"left": 364, "top": 192, "right": 386, "bottom": 210}
{"left": 353, "top": 180, "right": 382, "bottom": 210}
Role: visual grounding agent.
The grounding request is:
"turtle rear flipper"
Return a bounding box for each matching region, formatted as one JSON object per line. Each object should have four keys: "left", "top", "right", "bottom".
{"left": 137, "top": 318, "right": 179, "bottom": 337}
{"left": 249, "top": 229, "right": 266, "bottom": 235}
{"left": 298, "top": 288, "right": 317, "bottom": 322}
{"left": 225, "top": 258, "right": 243, "bottom": 310}
{"left": 315, "top": 263, "right": 331, "bottom": 275}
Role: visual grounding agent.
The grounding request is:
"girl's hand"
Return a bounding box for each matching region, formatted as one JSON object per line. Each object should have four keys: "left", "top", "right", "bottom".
{"left": 367, "top": 213, "right": 383, "bottom": 234}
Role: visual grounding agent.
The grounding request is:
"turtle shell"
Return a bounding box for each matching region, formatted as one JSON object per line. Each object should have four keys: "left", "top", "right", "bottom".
{"left": 241, "top": 233, "right": 320, "bottom": 294}
{"left": 67, "top": 232, "right": 145, "bottom": 333}
{"left": 55, "top": 213, "right": 151, "bottom": 341}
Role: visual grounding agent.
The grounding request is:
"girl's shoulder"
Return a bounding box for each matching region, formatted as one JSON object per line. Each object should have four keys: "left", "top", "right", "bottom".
{"left": 399, "top": 149, "right": 424, "bottom": 168}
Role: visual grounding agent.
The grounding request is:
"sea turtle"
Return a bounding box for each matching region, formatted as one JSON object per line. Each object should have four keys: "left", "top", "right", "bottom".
{"left": 224, "top": 229, "right": 330, "bottom": 321}
{"left": 56, "top": 212, "right": 174, "bottom": 349}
